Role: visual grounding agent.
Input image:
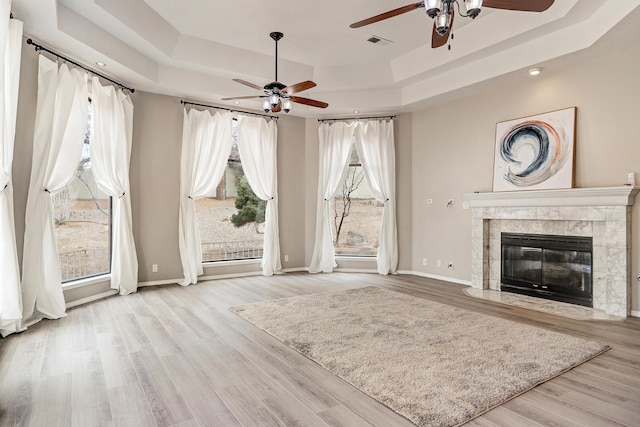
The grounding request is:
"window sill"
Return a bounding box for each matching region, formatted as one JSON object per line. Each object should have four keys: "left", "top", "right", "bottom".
{"left": 335, "top": 256, "right": 377, "bottom": 261}
{"left": 62, "top": 274, "right": 111, "bottom": 291}
{"left": 202, "top": 258, "right": 262, "bottom": 266}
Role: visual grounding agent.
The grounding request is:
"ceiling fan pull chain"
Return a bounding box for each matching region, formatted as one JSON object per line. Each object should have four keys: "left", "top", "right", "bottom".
{"left": 449, "top": 32, "right": 454, "bottom": 50}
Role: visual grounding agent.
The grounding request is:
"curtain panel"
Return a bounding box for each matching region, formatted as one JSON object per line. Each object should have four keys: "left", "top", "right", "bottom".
{"left": 178, "top": 108, "right": 233, "bottom": 285}
{"left": 309, "top": 121, "right": 356, "bottom": 273}
{"left": 0, "top": 4, "right": 23, "bottom": 337}
{"left": 354, "top": 120, "right": 398, "bottom": 274}
{"left": 236, "top": 114, "right": 281, "bottom": 276}
{"left": 310, "top": 119, "right": 398, "bottom": 275}
{"left": 90, "top": 76, "right": 138, "bottom": 295}
{"left": 21, "top": 55, "right": 89, "bottom": 328}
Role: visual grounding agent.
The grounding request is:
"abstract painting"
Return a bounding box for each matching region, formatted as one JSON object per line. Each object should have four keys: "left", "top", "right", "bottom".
{"left": 493, "top": 107, "right": 576, "bottom": 192}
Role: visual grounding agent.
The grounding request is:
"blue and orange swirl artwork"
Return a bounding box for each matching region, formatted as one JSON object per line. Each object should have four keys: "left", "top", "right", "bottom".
{"left": 498, "top": 119, "right": 569, "bottom": 187}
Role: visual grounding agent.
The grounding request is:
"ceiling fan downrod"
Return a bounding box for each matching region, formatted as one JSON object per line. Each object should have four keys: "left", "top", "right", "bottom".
{"left": 270, "top": 32, "right": 283, "bottom": 83}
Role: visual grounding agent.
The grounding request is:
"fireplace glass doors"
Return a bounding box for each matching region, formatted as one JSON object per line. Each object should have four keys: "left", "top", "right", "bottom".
{"left": 501, "top": 233, "right": 593, "bottom": 307}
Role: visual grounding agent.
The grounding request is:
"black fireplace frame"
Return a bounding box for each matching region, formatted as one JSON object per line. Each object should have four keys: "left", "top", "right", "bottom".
{"left": 501, "top": 233, "right": 593, "bottom": 307}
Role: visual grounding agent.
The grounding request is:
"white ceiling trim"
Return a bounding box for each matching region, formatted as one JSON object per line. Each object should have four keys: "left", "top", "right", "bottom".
{"left": 11, "top": 0, "right": 640, "bottom": 117}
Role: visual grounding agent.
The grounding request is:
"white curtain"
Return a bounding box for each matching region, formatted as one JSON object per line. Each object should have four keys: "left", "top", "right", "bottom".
{"left": 354, "top": 119, "right": 398, "bottom": 274}
{"left": 0, "top": 5, "right": 23, "bottom": 337}
{"left": 90, "top": 77, "right": 138, "bottom": 295}
{"left": 178, "top": 108, "right": 233, "bottom": 285}
{"left": 309, "top": 121, "right": 356, "bottom": 273}
{"left": 21, "top": 56, "right": 88, "bottom": 328}
{"left": 236, "top": 114, "right": 281, "bottom": 276}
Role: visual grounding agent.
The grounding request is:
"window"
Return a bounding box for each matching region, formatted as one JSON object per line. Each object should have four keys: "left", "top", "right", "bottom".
{"left": 332, "top": 145, "right": 383, "bottom": 257}
{"left": 195, "top": 119, "right": 265, "bottom": 262}
{"left": 53, "top": 102, "right": 111, "bottom": 282}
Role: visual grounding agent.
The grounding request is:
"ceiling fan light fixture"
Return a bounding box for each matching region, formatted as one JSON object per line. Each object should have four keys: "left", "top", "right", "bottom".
{"left": 464, "top": 0, "right": 483, "bottom": 19}
{"left": 269, "top": 94, "right": 279, "bottom": 108}
{"left": 283, "top": 99, "right": 292, "bottom": 113}
{"left": 263, "top": 99, "right": 271, "bottom": 113}
{"left": 425, "top": 0, "right": 443, "bottom": 19}
{"left": 435, "top": 11, "right": 452, "bottom": 35}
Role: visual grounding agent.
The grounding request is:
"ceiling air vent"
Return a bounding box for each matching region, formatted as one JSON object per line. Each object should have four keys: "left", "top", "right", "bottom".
{"left": 367, "top": 35, "right": 393, "bottom": 46}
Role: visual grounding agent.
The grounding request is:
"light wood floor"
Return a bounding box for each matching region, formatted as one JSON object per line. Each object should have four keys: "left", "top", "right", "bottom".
{"left": 1, "top": 272, "right": 639, "bottom": 426}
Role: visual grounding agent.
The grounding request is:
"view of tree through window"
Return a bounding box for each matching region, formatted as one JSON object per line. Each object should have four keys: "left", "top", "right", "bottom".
{"left": 332, "top": 145, "right": 383, "bottom": 256}
{"left": 53, "top": 102, "right": 111, "bottom": 282}
{"left": 195, "top": 119, "right": 266, "bottom": 262}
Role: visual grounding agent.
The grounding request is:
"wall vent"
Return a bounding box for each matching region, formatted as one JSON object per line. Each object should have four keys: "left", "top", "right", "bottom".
{"left": 367, "top": 35, "right": 393, "bottom": 46}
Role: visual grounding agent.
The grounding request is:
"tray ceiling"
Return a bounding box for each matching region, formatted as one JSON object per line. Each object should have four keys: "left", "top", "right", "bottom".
{"left": 12, "top": 0, "right": 640, "bottom": 117}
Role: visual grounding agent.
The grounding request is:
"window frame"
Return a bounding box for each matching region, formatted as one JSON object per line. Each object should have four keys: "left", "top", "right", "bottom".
{"left": 332, "top": 145, "right": 382, "bottom": 258}
{"left": 56, "top": 98, "right": 113, "bottom": 284}
{"left": 197, "top": 118, "right": 265, "bottom": 264}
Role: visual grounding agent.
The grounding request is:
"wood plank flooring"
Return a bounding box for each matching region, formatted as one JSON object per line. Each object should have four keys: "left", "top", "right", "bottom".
{"left": 1, "top": 272, "right": 639, "bottom": 426}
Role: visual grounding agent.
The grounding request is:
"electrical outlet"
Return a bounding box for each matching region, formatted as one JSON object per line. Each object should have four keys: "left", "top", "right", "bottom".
{"left": 152, "top": 264, "right": 158, "bottom": 273}
{"left": 284, "top": 255, "right": 289, "bottom": 262}
{"left": 422, "top": 258, "right": 427, "bottom": 266}
{"left": 426, "top": 199, "right": 433, "bottom": 205}
{"left": 462, "top": 201, "right": 470, "bottom": 210}
{"left": 627, "top": 172, "right": 635, "bottom": 186}
{"left": 447, "top": 261, "right": 454, "bottom": 269}
{"left": 437, "top": 260, "right": 442, "bottom": 267}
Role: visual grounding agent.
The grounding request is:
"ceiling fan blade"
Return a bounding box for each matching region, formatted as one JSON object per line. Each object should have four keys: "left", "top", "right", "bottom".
{"left": 290, "top": 96, "right": 329, "bottom": 109}
{"left": 232, "top": 78, "right": 264, "bottom": 91}
{"left": 282, "top": 80, "right": 316, "bottom": 94}
{"left": 221, "top": 95, "right": 263, "bottom": 101}
{"left": 483, "top": 0, "right": 554, "bottom": 12}
{"left": 350, "top": 1, "right": 425, "bottom": 28}
{"left": 431, "top": 12, "right": 454, "bottom": 48}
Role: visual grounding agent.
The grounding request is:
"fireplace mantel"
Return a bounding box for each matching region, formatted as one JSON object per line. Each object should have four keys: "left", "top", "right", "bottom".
{"left": 465, "top": 186, "right": 639, "bottom": 208}
{"left": 465, "top": 186, "right": 637, "bottom": 317}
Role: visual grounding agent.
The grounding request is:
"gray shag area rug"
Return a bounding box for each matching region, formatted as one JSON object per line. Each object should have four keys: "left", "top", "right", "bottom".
{"left": 230, "top": 287, "right": 609, "bottom": 427}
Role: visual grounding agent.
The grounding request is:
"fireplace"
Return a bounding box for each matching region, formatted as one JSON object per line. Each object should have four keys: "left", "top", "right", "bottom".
{"left": 501, "top": 233, "right": 593, "bottom": 307}
{"left": 466, "top": 186, "right": 638, "bottom": 317}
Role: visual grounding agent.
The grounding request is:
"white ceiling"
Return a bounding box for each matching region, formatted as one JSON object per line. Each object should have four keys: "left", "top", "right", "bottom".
{"left": 11, "top": 0, "right": 640, "bottom": 117}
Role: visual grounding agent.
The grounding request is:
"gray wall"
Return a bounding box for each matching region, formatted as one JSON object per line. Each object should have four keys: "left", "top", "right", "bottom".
{"left": 130, "top": 89, "right": 308, "bottom": 283}
{"left": 11, "top": 35, "right": 640, "bottom": 312}
{"left": 408, "top": 41, "right": 640, "bottom": 308}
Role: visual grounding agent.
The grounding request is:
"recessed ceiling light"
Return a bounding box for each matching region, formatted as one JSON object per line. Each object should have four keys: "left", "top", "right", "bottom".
{"left": 354, "top": 110, "right": 360, "bottom": 114}
{"left": 95, "top": 61, "right": 106, "bottom": 67}
{"left": 528, "top": 67, "right": 543, "bottom": 76}
{"left": 233, "top": 101, "right": 240, "bottom": 105}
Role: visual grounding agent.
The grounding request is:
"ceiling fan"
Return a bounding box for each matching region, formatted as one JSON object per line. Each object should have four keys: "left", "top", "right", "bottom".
{"left": 222, "top": 32, "right": 328, "bottom": 114}
{"left": 350, "top": 0, "right": 555, "bottom": 48}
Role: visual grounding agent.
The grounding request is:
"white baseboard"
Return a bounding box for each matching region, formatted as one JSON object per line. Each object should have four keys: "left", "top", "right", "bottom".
{"left": 198, "top": 271, "right": 263, "bottom": 282}
{"left": 335, "top": 268, "right": 378, "bottom": 273}
{"left": 282, "top": 267, "right": 308, "bottom": 273}
{"left": 397, "top": 270, "right": 472, "bottom": 287}
{"left": 631, "top": 310, "right": 640, "bottom": 318}
{"left": 138, "top": 271, "right": 264, "bottom": 287}
{"left": 66, "top": 289, "right": 118, "bottom": 309}
{"left": 137, "top": 278, "right": 181, "bottom": 287}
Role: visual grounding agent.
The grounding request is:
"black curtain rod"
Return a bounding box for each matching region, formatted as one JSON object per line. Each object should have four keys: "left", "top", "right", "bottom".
{"left": 26, "top": 39, "right": 135, "bottom": 93}
{"left": 181, "top": 100, "right": 278, "bottom": 121}
{"left": 318, "top": 115, "right": 396, "bottom": 123}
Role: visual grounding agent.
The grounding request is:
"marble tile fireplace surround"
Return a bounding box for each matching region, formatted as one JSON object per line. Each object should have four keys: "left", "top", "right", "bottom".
{"left": 466, "top": 187, "right": 639, "bottom": 317}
